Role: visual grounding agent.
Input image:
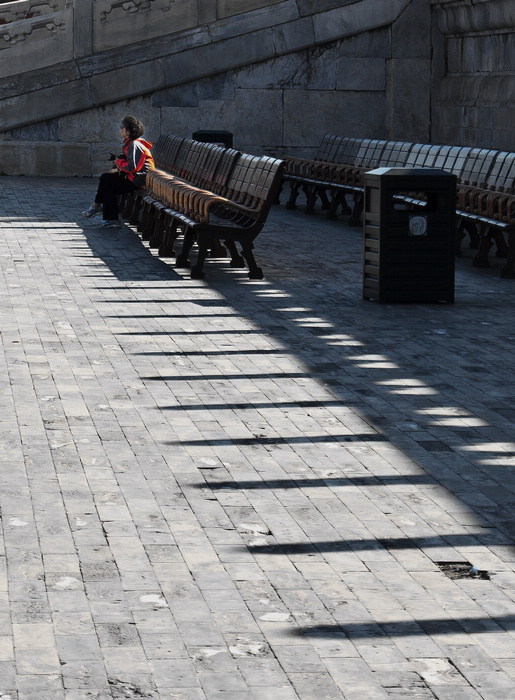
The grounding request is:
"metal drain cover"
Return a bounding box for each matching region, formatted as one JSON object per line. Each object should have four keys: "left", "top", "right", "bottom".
{"left": 436, "top": 562, "right": 489, "bottom": 580}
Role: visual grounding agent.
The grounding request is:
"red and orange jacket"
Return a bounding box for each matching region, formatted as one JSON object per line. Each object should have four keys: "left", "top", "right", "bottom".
{"left": 116, "top": 137, "right": 155, "bottom": 185}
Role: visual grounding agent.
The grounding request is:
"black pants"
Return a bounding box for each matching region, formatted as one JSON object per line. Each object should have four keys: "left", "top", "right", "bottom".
{"left": 95, "top": 172, "right": 137, "bottom": 220}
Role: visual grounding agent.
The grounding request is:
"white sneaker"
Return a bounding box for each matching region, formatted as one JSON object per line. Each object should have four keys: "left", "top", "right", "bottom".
{"left": 99, "top": 219, "right": 122, "bottom": 229}
{"left": 82, "top": 204, "right": 103, "bottom": 217}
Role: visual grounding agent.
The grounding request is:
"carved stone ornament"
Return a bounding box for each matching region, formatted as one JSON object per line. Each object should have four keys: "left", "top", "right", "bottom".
{"left": 0, "top": 2, "right": 63, "bottom": 25}
{"left": 98, "top": 0, "right": 186, "bottom": 22}
{"left": 2, "top": 18, "right": 65, "bottom": 47}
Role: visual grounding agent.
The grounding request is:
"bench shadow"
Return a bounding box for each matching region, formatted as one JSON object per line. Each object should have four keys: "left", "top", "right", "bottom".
{"left": 292, "top": 616, "right": 515, "bottom": 639}
{"left": 243, "top": 533, "right": 513, "bottom": 553}
{"left": 78, "top": 219, "right": 184, "bottom": 282}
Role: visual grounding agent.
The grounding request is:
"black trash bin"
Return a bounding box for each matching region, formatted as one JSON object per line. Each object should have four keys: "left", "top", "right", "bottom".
{"left": 192, "top": 129, "right": 233, "bottom": 149}
{"left": 363, "top": 167, "right": 456, "bottom": 303}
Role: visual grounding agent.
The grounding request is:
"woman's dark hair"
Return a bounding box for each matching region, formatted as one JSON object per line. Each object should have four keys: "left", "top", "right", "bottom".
{"left": 121, "top": 116, "right": 145, "bottom": 140}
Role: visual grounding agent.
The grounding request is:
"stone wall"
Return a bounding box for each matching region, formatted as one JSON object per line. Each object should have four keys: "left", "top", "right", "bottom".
{"left": 1, "top": 0, "right": 513, "bottom": 175}
{"left": 430, "top": 0, "right": 515, "bottom": 151}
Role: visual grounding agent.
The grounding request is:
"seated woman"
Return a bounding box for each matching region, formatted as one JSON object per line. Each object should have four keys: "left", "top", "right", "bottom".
{"left": 82, "top": 115, "right": 154, "bottom": 229}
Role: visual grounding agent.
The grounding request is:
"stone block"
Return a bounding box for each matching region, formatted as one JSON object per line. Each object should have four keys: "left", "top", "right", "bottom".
{"left": 59, "top": 108, "right": 126, "bottom": 145}
{"left": 92, "top": 0, "right": 198, "bottom": 53}
{"left": 162, "top": 31, "right": 275, "bottom": 87}
{"left": 235, "top": 50, "right": 337, "bottom": 90}
{"left": 5, "top": 122, "right": 59, "bottom": 143}
{"left": 494, "top": 107, "right": 515, "bottom": 132}
{"left": 198, "top": 0, "right": 217, "bottom": 24}
{"left": 218, "top": 0, "right": 283, "bottom": 18}
{"left": 392, "top": 0, "right": 431, "bottom": 59}
{"left": 467, "top": 105, "right": 495, "bottom": 131}
{"left": 211, "top": 0, "right": 298, "bottom": 42}
{"left": 0, "top": 82, "right": 94, "bottom": 132}
{"left": 283, "top": 89, "right": 386, "bottom": 147}
{"left": 314, "top": 0, "right": 411, "bottom": 44}
{"left": 89, "top": 63, "right": 165, "bottom": 107}
{"left": 387, "top": 58, "right": 431, "bottom": 142}
{"left": 273, "top": 17, "right": 315, "bottom": 55}
{"left": 296, "top": 0, "right": 356, "bottom": 14}
{"left": 0, "top": 61, "right": 80, "bottom": 102}
{"left": 433, "top": 0, "right": 515, "bottom": 34}
{"left": 74, "top": 0, "right": 93, "bottom": 58}
{"left": 339, "top": 27, "right": 391, "bottom": 59}
{"left": 153, "top": 84, "right": 200, "bottom": 109}
{"left": 0, "top": 142, "right": 91, "bottom": 177}
{"left": 154, "top": 73, "right": 235, "bottom": 108}
{"left": 496, "top": 130, "right": 515, "bottom": 152}
{"left": 337, "top": 58, "right": 385, "bottom": 91}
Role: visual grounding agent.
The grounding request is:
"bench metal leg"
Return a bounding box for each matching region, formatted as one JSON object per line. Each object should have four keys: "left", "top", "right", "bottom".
{"left": 129, "top": 194, "right": 143, "bottom": 226}
{"left": 325, "top": 191, "right": 351, "bottom": 220}
{"left": 141, "top": 203, "right": 162, "bottom": 242}
{"left": 318, "top": 187, "right": 331, "bottom": 210}
{"left": 176, "top": 228, "right": 196, "bottom": 268}
{"left": 240, "top": 241, "right": 263, "bottom": 279}
{"left": 191, "top": 242, "right": 208, "bottom": 279}
{"left": 473, "top": 223, "right": 493, "bottom": 267}
{"left": 493, "top": 229, "right": 509, "bottom": 258}
{"left": 349, "top": 192, "right": 363, "bottom": 227}
{"left": 209, "top": 239, "right": 227, "bottom": 258}
{"left": 304, "top": 186, "right": 318, "bottom": 215}
{"left": 146, "top": 205, "right": 166, "bottom": 246}
{"left": 456, "top": 219, "right": 482, "bottom": 257}
{"left": 274, "top": 181, "right": 284, "bottom": 206}
{"left": 137, "top": 198, "right": 153, "bottom": 234}
{"left": 286, "top": 182, "right": 301, "bottom": 209}
{"left": 501, "top": 226, "right": 515, "bottom": 278}
{"left": 224, "top": 240, "right": 245, "bottom": 268}
{"left": 158, "top": 216, "right": 181, "bottom": 258}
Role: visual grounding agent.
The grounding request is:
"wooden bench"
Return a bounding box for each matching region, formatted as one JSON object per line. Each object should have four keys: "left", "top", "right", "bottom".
{"left": 280, "top": 135, "right": 515, "bottom": 277}
{"left": 123, "top": 135, "right": 284, "bottom": 279}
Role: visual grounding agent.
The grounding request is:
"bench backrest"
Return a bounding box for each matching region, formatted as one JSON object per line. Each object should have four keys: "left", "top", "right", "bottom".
{"left": 364, "top": 140, "right": 388, "bottom": 168}
{"left": 315, "top": 134, "right": 346, "bottom": 162}
{"left": 193, "top": 144, "right": 228, "bottom": 191}
{"left": 151, "top": 134, "right": 168, "bottom": 169}
{"left": 432, "top": 145, "right": 454, "bottom": 170}
{"left": 404, "top": 144, "right": 428, "bottom": 167}
{"left": 336, "top": 137, "right": 364, "bottom": 164}
{"left": 437, "top": 146, "right": 470, "bottom": 176}
{"left": 163, "top": 137, "right": 194, "bottom": 176}
{"left": 152, "top": 134, "right": 185, "bottom": 171}
{"left": 353, "top": 140, "right": 386, "bottom": 168}
{"left": 419, "top": 145, "right": 442, "bottom": 168}
{"left": 379, "top": 141, "right": 414, "bottom": 167}
{"left": 224, "top": 154, "right": 285, "bottom": 223}
{"left": 210, "top": 148, "right": 242, "bottom": 194}
{"left": 443, "top": 146, "right": 473, "bottom": 178}
{"left": 485, "top": 152, "right": 515, "bottom": 190}
{"left": 176, "top": 139, "right": 211, "bottom": 182}
{"left": 459, "top": 148, "right": 499, "bottom": 184}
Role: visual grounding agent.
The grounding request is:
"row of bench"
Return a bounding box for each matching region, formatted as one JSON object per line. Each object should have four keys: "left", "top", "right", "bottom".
{"left": 122, "top": 134, "right": 284, "bottom": 279}
{"left": 280, "top": 135, "right": 515, "bottom": 277}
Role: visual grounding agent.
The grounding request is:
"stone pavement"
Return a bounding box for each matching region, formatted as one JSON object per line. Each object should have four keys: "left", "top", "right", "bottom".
{"left": 1, "top": 176, "right": 515, "bottom": 700}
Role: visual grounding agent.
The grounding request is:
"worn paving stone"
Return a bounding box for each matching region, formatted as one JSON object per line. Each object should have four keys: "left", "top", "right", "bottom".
{"left": 1, "top": 177, "right": 515, "bottom": 698}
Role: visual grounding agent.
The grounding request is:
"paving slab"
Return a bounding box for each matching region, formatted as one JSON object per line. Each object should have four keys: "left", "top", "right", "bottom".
{"left": 1, "top": 176, "right": 515, "bottom": 698}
